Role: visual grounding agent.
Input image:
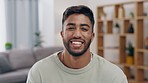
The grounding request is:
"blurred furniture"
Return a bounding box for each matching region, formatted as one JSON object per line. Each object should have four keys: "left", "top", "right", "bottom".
{"left": 97, "top": 0, "right": 148, "bottom": 83}
{"left": 0, "top": 47, "right": 63, "bottom": 83}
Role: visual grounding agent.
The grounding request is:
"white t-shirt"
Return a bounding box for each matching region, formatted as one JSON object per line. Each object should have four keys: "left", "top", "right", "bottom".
{"left": 27, "top": 52, "right": 128, "bottom": 83}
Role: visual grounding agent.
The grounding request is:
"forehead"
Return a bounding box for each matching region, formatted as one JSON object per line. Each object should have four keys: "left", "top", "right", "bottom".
{"left": 64, "top": 14, "right": 92, "bottom": 25}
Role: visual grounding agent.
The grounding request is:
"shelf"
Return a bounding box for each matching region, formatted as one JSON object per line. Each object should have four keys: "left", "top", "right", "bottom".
{"left": 129, "top": 80, "right": 148, "bottom": 83}
{"left": 113, "top": 18, "right": 125, "bottom": 21}
{"left": 97, "top": 20, "right": 103, "bottom": 22}
{"left": 124, "top": 18, "right": 135, "bottom": 21}
{"left": 97, "top": 18, "right": 136, "bottom": 22}
{"left": 137, "top": 66, "right": 148, "bottom": 70}
{"left": 125, "top": 33, "right": 134, "bottom": 35}
{"left": 98, "top": 47, "right": 104, "bottom": 50}
{"left": 138, "top": 49, "right": 148, "bottom": 53}
{"left": 122, "top": 63, "right": 135, "bottom": 67}
{"left": 135, "top": 81, "right": 148, "bottom": 83}
{"left": 97, "top": 19, "right": 113, "bottom": 22}
{"left": 97, "top": 0, "right": 145, "bottom": 8}
{"left": 113, "top": 18, "right": 135, "bottom": 21}
{"left": 137, "top": 16, "right": 148, "bottom": 20}
{"left": 128, "top": 79, "right": 148, "bottom": 83}
{"left": 98, "top": 33, "right": 121, "bottom": 35}
{"left": 98, "top": 33, "right": 104, "bottom": 36}
{"left": 104, "top": 47, "right": 119, "bottom": 49}
{"left": 98, "top": 47, "right": 120, "bottom": 50}
{"left": 128, "top": 79, "right": 136, "bottom": 83}
{"left": 121, "top": 33, "right": 134, "bottom": 36}
{"left": 97, "top": 0, "right": 148, "bottom": 82}
{"left": 105, "top": 33, "right": 121, "bottom": 35}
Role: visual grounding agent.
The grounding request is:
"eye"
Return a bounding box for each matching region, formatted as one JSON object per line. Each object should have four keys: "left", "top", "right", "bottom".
{"left": 81, "top": 27, "right": 89, "bottom": 32}
{"left": 66, "top": 26, "right": 75, "bottom": 31}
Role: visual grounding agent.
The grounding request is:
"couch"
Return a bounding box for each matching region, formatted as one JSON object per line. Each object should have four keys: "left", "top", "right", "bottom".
{"left": 0, "top": 47, "right": 63, "bottom": 83}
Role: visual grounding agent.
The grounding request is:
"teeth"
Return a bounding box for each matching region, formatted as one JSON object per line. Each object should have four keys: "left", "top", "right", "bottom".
{"left": 72, "top": 42, "right": 82, "bottom": 45}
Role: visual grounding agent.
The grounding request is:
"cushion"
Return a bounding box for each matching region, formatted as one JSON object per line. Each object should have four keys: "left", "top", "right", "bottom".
{"left": 34, "top": 47, "right": 63, "bottom": 61}
{"left": 0, "top": 52, "right": 12, "bottom": 73}
{"left": 9, "top": 49, "right": 36, "bottom": 70}
{"left": 0, "top": 68, "right": 30, "bottom": 83}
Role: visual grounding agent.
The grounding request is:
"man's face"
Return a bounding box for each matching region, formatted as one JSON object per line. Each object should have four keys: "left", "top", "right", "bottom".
{"left": 61, "top": 14, "right": 94, "bottom": 57}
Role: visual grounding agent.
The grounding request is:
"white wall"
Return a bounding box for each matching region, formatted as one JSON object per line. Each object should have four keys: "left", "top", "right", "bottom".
{"left": 38, "top": 0, "right": 55, "bottom": 47}
{"left": 0, "top": 0, "right": 6, "bottom": 52}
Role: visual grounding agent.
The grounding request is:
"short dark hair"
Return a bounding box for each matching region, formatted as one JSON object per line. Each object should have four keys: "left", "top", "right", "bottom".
{"left": 62, "top": 5, "right": 95, "bottom": 31}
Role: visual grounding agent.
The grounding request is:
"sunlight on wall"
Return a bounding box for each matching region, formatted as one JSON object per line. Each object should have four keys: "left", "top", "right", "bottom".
{"left": 38, "top": 0, "right": 55, "bottom": 47}
{"left": 0, "top": 0, "right": 6, "bottom": 52}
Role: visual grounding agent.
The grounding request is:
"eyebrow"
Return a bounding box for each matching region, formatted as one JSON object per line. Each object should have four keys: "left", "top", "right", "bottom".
{"left": 66, "top": 23, "right": 75, "bottom": 26}
{"left": 80, "top": 24, "right": 90, "bottom": 28}
{"left": 67, "top": 23, "right": 90, "bottom": 28}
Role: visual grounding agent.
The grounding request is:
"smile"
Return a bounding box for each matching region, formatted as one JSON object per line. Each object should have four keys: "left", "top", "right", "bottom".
{"left": 70, "top": 40, "right": 84, "bottom": 48}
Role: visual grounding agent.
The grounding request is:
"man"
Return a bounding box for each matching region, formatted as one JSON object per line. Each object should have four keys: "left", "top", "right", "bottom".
{"left": 27, "top": 5, "right": 128, "bottom": 83}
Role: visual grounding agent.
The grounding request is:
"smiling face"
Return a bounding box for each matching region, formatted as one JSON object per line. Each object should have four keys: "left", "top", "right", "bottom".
{"left": 61, "top": 14, "right": 94, "bottom": 57}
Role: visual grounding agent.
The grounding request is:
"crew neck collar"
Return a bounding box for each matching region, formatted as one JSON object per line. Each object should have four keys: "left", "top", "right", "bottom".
{"left": 54, "top": 51, "right": 96, "bottom": 75}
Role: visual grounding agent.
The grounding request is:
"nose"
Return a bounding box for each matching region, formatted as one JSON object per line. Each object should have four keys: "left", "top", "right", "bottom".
{"left": 73, "top": 28, "right": 82, "bottom": 38}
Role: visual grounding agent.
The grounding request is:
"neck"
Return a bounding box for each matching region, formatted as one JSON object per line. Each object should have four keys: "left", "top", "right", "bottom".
{"left": 59, "top": 50, "right": 92, "bottom": 69}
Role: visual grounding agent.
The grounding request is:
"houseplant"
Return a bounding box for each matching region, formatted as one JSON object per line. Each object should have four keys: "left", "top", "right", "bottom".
{"left": 5, "top": 42, "right": 12, "bottom": 50}
{"left": 126, "top": 42, "right": 134, "bottom": 65}
{"left": 34, "top": 31, "right": 44, "bottom": 47}
{"left": 130, "top": 12, "right": 134, "bottom": 18}
{"left": 113, "top": 23, "right": 120, "bottom": 34}
{"left": 128, "top": 23, "right": 134, "bottom": 33}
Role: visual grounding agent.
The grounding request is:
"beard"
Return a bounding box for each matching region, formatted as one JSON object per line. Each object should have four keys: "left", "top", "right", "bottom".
{"left": 63, "top": 38, "right": 92, "bottom": 57}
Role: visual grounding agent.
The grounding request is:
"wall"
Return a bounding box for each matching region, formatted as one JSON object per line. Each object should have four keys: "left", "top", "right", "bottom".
{"left": 0, "top": 0, "right": 6, "bottom": 52}
{"left": 38, "top": 0, "right": 54, "bottom": 47}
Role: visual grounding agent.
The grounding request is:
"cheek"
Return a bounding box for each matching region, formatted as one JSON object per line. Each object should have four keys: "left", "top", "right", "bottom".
{"left": 85, "top": 32, "right": 92, "bottom": 38}
{"left": 63, "top": 32, "right": 72, "bottom": 40}
{"left": 85, "top": 33, "right": 94, "bottom": 42}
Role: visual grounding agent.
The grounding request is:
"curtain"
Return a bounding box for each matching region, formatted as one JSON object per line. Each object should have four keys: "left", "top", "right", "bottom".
{"left": 0, "top": 0, "right": 7, "bottom": 52}
{"left": 5, "top": 0, "right": 39, "bottom": 49}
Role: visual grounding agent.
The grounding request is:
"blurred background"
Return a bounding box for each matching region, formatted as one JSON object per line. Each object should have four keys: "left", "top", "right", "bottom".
{"left": 0, "top": 0, "right": 148, "bottom": 83}
{"left": 0, "top": 0, "right": 132, "bottom": 53}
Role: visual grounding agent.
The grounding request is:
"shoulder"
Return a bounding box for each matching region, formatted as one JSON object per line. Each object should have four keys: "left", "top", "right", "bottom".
{"left": 93, "top": 53, "right": 127, "bottom": 81}
{"left": 27, "top": 52, "right": 60, "bottom": 82}
{"left": 30, "top": 52, "right": 59, "bottom": 72}
{"left": 94, "top": 53, "right": 121, "bottom": 71}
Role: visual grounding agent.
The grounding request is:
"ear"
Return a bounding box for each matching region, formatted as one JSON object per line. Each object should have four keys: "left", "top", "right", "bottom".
{"left": 91, "top": 33, "right": 95, "bottom": 41}
{"left": 60, "top": 31, "right": 64, "bottom": 38}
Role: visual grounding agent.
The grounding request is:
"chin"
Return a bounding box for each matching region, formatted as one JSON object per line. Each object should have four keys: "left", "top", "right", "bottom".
{"left": 68, "top": 49, "right": 87, "bottom": 57}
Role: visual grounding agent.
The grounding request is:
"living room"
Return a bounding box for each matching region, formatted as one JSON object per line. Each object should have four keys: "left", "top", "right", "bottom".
{"left": 0, "top": 0, "right": 148, "bottom": 83}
